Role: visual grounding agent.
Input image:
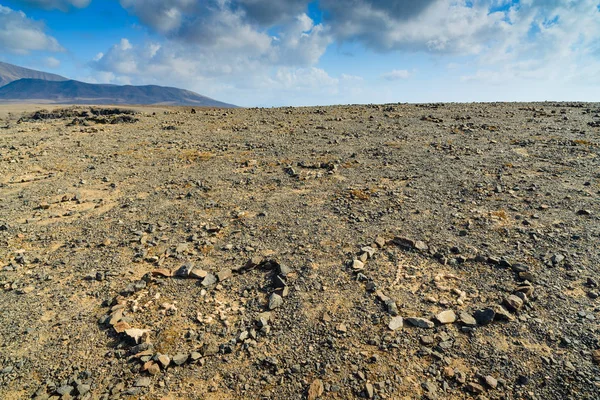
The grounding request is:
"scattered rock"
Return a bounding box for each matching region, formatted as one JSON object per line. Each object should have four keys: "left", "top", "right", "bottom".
{"left": 406, "top": 317, "right": 435, "bottom": 329}
{"left": 201, "top": 274, "right": 217, "bottom": 287}
{"left": 134, "top": 377, "right": 151, "bottom": 387}
{"left": 458, "top": 312, "right": 477, "bottom": 326}
{"left": 307, "top": 379, "right": 324, "bottom": 400}
{"left": 435, "top": 310, "right": 456, "bottom": 324}
{"left": 388, "top": 316, "right": 403, "bottom": 331}
{"left": 473, "top": 308, "right": 495, "bottom": 325}
{"left": 504, "top": 294, "right": 524, "bottom": 312}
{"left": 268, "top": 293, "right": 283, "bottom": 310}
{"left": 172, "top": 353, "right": 188, "bottom": 366}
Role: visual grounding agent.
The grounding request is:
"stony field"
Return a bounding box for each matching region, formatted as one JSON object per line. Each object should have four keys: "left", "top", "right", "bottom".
{"left": 0, "top": 102, "right": 599, "bottom": 399}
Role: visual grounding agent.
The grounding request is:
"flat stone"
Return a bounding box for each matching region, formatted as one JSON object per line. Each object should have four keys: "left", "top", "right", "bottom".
{"left": 414, "top": 241, "right": 429, "bottom": 252}
{"left": 172, "top": 353, "right": 188, "bottom": 366}
{"left": 268, "top": 293, "right": 283, "bottom": 310}
{"left": 352, "top": 260, "right": 365, "bottom": 270}
{"left": 77, "top": 384, "right": 91, "bottom": 396}
{"left": 406, "top": 317, "right": 435, "bottom": 329}
{"left": 473, "top": 308, "right": 495, "bottom": 325}
{"left": 388, "top": 316, "right": 403, "bottom": 331}
{"left": 157, "top": 354, "right": 170, "bottom": 368}
{"left": 56, "top": 385, "right": 74, "bottom": 396}
{"left": 189, "top": 269, "right": 208, "bottom": 279}
{"left": 466, "top": 382, "right": 484, "bottom": 394}
{"left": 504, "top": 295, "right": 523, "bottom": 312}
{"left": 201, "top": 274, "right": 217, "bottom": 287}
{"left": 485, "top": 375, "right": 498, "bottom": 389}
{"left": 458, "top": 312, "right": 477, "bottom": 326}
{"left": 217, "top": 268, "right": 232, "bottom": 282}
{"left": 134, "top": 377, "right": 151, "bottom": 387}
{"left": 365, "top": 382, "right": 374, "bottom": 398}
{"left": 436, "top": 310, "right": 456, "bottom": 324}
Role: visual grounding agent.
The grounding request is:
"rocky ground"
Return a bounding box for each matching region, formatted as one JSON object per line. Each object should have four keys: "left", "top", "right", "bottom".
{"left": 0, "top": 102, "right": 599, "bottom": 400}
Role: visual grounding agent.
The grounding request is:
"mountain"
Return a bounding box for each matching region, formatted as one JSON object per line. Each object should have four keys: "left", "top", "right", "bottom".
{"left": 0, "top": 61, "right": 236, "bottom": 107}
{"left": 0, "top": 78, "right": 236, "bottom": 107}
{"left": 0, "top": 61, "right": 68, "bottom": 87}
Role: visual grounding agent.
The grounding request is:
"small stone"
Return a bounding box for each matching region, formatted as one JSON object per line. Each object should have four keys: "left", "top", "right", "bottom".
{"left": 365, "top": 382, "right": 374, "bottom": 398}
{"left": 592, "top": 350, "right": 600, "bottom": 365}
{"left": 76, "top": 384, "right": 91, "bottom": 396}
{"left": 268, "top": 293, "right": 283, "bottom": 310}
{"left": 201, "top": 274, "right": 217, "bottom": 287}
{"left": 414, "top": 241, "right": 429, "bottom": 252}
{"left": 458, "top": 312, "right": 477, "bottom": 326}
{"left": 352, "top": 260, "right": 365, "bottom": 270}
{"left": 492, "top": 305, "right": 515, "bottom": 321}
{"left": 361, "top": 246, "right": 376, "bottom": 259}
{"left": 56, "top": 385, "right": 74, "bottom": 396}
{"left": 435, "top": 310, "right": 456, "bottom": 324}
{"left": 576, "top": 209, "right": 592, "bottom": 216}
{"left": 308, "top": 379, "right": 324, "bottom": 400}
{"left": 189, "top": 269, "right": 208, "bottom": 279}
{"left": 174, "top": 263, "right": 193, "bottom": 277}
{"left": 217, "top": 268, "right": 232, "bottom": 282}
{"left": 134, "top": 377, "right": 151, "bottom": 387}
{"left": 157, "top": 354, "right": 170, "bottom": 368}
{"left": 258, "top": 311, "right": 272, "bottom": 327}
{"left": 406, "top": 317, "right": 435, "bottom": 329}
{"left": 485, "top": 375, "right": 498, "bottom": 389}
{"left": 466, "top": 382, "right": 484, "bottom": 394}
{"left": 504, "top": 295, "right": 523, "bottom": 312}
{"left": 374, "top": 237, "right": 386, "bottom": 248}
{"left": 336, "top": 323, "right": 347, "bottom": 333}
{"left": 190, "top": 351, "right": 202, "bottom": 361}
{"left": 144, "top": 361, "right": 160, "bottom": 376}
{"left": 551, "top": 254, "right": 564, "bottom": 265}
{"left": 172, "top": 353, "right": 188, "bottom": 366}
{"left": 385, "top": 299, "right": 399, "bottom": 316}
{"left": 388, "top": 316, "right": 403, "bottom": 331}
{"left": 420, "top": 335, "right": 434, "bottom": 346}
{"left": 473, "top": 308, "right": 495, "bottom": 325}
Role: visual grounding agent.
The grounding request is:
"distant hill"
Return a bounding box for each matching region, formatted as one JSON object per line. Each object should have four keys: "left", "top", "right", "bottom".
{"left": 0, "top": 78, "right": 237, "bottom": 107}
{"left": 0, "top": 61, "right": 236, "bottom": 107}
{"left": 0, "top": 61, "right": 68, "bottom": 87}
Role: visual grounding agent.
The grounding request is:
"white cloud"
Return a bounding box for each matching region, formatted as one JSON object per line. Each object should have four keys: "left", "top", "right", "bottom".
{"left": 45, "top": 56, "right": 60, "bottom": 68}
{"left": 0, "top": 5, "right": 63, "bottom": 54}
{"left": 18, "top": 0, "right": 91, "bottom": 11}
{"left": 380, "top": 69, "right": 412, "bottom": 81}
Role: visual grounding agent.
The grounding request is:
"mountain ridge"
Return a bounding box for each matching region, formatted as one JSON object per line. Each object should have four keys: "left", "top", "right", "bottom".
{"left": 0, "top": 62, "right": 236, "bottom": 107}
{"left": 0, "top": 61, "right": 68, "bottom": 87}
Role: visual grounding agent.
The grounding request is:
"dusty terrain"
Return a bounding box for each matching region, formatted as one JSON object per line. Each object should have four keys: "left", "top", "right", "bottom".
{"left": 0, "top": 102, "right": 599, "bottom": 400}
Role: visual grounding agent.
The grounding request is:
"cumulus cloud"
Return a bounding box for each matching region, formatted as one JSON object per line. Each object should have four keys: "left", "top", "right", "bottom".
{"left": 16, "top": 0, "right": 91, "bottom": 11}
{"left": 381, "top": 69, "right": 411, "bottom": 81}
{"left": 0, "top": 5, "right": 63, "bottom": 54}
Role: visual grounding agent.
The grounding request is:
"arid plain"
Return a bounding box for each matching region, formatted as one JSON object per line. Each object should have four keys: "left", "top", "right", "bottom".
{"left": 0, "top": 103, "right": 599, "bottom": 399}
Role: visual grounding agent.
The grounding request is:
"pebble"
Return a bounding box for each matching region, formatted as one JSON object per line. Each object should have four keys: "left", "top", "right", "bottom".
{"left": 134, "top": 377, "right": 151, "bottom": 387}
{"left": 466, "top": 382, "right": 484, "bottom": 394}
{"left": 485, "top": 375, "right": 498, "bottom": 388}
{"left": 504, "top": 295, "right": 524, "bottom": 312}
{"left": 216, "top": 268, "right": 232, "bottom": 282}
{"left": 365, "top": 382, "right": 374, "bottom": 398}
{"left": 157, "top": 354, "right": 170, "bottom": 368}
{"left": 56, "top": 385, "right": 74, "bottom": 396}
{"left": 592, "top": 350, "right": 600, "bottom": 365}
{"left": 201, "top": 274, "right": 217, "bottom": 287}
{"left": 406, "top": 317, "right": 435, "bottom": 329}
{"left": 458, "top": 312, "right": 477, "bottom": 326}
{"left": 388, "top": 316, "right": 403, "bottom": 331}
{"left": 172, "top": 353, "right": 188, "bottom": 366}
{"left": 352, "top": 260, "right": 365, "bottom": 270}
{"left": 77, "top": 384, "right": 91, "bottom": 396}
{"left": 435, "top": 310, "right": 456, "bottom": 324}
{"left": 268, "top": 293, "right": 283, "bottom": 310}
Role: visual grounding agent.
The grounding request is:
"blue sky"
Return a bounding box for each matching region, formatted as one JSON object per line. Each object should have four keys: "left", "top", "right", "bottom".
{"left": 0, "top": 0, "right": 599, "bottom": 106}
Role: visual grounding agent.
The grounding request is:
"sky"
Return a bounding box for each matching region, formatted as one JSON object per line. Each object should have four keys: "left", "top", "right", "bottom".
{"left": 0, "top": 0, "right": 599, "bottom": 107}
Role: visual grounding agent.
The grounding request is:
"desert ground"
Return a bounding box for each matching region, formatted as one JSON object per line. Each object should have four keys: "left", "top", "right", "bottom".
{"left": 0, "top": 103, "right": 599, "bottom": 400}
